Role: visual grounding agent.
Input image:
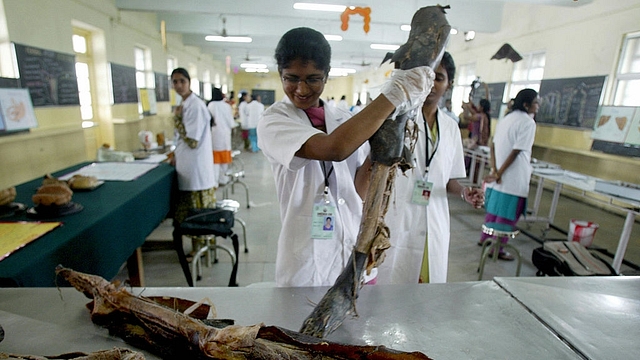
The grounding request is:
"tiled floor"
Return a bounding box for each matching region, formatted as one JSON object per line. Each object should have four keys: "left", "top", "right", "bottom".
{"left": 121, "top": 149, "right": 640, "bottom": 287}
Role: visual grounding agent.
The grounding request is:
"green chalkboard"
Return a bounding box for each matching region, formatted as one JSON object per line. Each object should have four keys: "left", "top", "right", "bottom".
{"left": 110, "top": 63, "right": 138, "bottom": 104}
{"left": 13, "top": 43, "right": 79, "bottom": 107}
{"left": 537, "top": 76, "right": 606, "bottom": 129}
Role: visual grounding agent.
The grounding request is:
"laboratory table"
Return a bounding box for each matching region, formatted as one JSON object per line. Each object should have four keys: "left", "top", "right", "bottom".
{"left": 527, "top": 168, "right": 640, "bottom": 272}
{"left": 0, "top": 162, "right": 175, "bottom": 287}
{"left": 1, "top": 276, "right": 638, "bottom": 359}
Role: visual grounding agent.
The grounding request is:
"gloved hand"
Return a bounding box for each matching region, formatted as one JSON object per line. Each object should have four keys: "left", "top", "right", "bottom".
{"left": 380, "top": 66, "right": 435, "bottom": 119}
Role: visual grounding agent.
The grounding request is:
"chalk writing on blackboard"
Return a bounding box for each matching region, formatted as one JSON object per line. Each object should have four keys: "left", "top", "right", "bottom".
{"left": 13, "top": 43, "right": 79, "bottom": 107}
{"left": 110, "top": 63, "right": 138, "bottom": 104}
{"left": 537, "top": 76, "right": 606, "bottom": 129}
{"left": 154, "top": 72, "right": 169, "bottom": 102}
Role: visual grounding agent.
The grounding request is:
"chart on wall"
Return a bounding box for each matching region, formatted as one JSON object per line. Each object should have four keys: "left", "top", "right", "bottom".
{"left": 591, "top": 106, "right": 635, "bottom": 143}
{"left": 537, "top": 76, "right": 606, "bottom": 129}
{"left": 623, "top": 108, "right": 640, "bottom": 146}
{"left": 13, "top": 43, "right": 80, "bottom": 107}
{"left": 0, "top": 88, "right": 38, "bottom": 132}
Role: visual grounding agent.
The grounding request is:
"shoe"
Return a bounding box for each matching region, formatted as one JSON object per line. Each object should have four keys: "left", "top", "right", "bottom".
{"left": 498, "top": 251, "right": 515, "bottom": 261}
{"left": 477, "top": 241, "right": 484, "bottom": 247}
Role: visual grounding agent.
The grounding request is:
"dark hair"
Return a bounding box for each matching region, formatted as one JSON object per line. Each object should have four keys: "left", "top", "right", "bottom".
{"left": 440, "top": 51, "right": 456, "bottom": 83}
{"left": 513, "top": 89, "right": 538, "bottom": 112}
{"left": 479, "top": 98, "right": 491, "bottom": 133}
{"left": 275, "top": 27, "right": 331, "bottom": 75}
{"left": 212, "top": 87, "right": 224, "bottom": 101}
{"left": 171, "top": 67, "right": 190, "bottom": 81}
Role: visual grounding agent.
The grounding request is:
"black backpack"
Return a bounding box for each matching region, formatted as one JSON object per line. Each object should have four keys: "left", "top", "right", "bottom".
{"left": 532, "top": 241, "right": 616, "bottom": 276}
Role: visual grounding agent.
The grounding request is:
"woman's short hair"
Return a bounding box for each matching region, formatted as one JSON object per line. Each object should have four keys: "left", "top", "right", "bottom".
{"left": 513, "top": 89, "right": 538, "bottom": 112}
{"left": 275, "top": 27, "right": 331, "bottom": 75}
{"left": 171, "top": 67, "right": 190, "bottom": 81}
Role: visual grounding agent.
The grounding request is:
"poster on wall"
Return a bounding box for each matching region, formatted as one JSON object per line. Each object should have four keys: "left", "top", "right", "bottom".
{"left": 623, "top": 108, "right": 640, "bottom": 146}
{"left": 591, "top": 106, "right": 636, "bottom": 143}
{"left": 13, "top": 43, "right": 80, "bottom": 107}
{"left": 0, "top": 88, "right": 38, "bottom": 132}
{"left": 139, "top": 88, "right": 157, "bottom": 115}
{"left": 536, "top": 76, "right": 606, "bottom": 129}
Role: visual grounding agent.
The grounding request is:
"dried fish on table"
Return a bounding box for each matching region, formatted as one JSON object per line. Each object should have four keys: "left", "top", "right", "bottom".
{"left": 0, "top": 348, "right": 143, "bottom": 360}
{"left": 56, "top": 266, "right": 432, "bottom": 359}
{"left": 300, "top": 5, "right": 451, "bottom": 338}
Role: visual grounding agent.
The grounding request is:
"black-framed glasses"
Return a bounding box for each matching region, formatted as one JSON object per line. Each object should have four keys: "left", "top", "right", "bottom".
{"left": 281, "top": 75, "right": 326, "bottom": 89}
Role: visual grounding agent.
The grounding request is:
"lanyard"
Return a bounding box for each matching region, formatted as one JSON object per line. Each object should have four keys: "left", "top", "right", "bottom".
{"left": 303, "top": 108, "right": 335, "bottom": 202}
{"left": 424, "top": 112, "right": 440, "bottom": 174}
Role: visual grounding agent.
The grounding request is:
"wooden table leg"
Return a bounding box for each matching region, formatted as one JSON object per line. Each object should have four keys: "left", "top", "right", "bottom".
{"left": 126, "top": 247, "right": 145, "bottom": 287}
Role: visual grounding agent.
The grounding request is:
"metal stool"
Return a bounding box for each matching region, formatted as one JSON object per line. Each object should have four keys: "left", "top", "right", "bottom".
{"left": 220, "top": 150, "right": 250, "bottom": 208}
{"left": 216, "top": 199, "right": 248, "bottom": 253}
{"left": 173, "top": 208, "right": 239, "bottom": 287}
{"left": 478, "top": 222, "right": 522, "bottom": 280}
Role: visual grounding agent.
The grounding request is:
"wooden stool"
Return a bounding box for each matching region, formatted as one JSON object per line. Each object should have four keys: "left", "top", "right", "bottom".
{"left": 478, "top": 222, "right": 522, "bottom": 280}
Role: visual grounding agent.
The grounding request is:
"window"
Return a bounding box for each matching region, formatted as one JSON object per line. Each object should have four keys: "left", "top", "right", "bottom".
{"left": 202, "top": 69, "right": 212, "bottom": 100}
{"left": 73, "top": 31, "right": 94, "bottom": 126}
{"left": 450, "top": 62, "right": 476, "bottom": 116}
{"left": 134, "top": 46, "right": 154, "bottom": 89}
{"left": 613, "top": 32, "right": 640, "bottom": 106}
{"left": 167, "top": 56, "right": 176, "bottom": 75}
{"left": 507, "top": 51, "right": 545, "bottom": 100}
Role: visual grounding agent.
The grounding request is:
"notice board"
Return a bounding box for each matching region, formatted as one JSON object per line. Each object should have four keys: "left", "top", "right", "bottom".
{"left": 13, "top": 43, "right": 79, "bottom": 107}
{"left": 537, "top": 76, "right": 606, "bottom": 129}
{"left": 110, "top": 63, "right": 138, "bottom": 104}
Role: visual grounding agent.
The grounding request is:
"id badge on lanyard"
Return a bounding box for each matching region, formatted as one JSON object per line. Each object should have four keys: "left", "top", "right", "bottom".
{"left": 411, "top": 115, "right": 438, "bottom": 206}
{"left": 311, "top": 202, "right": 336, "bottom": 239}
{"left": 411, "top": 177, "right": 433, "bottom": 206}
{"left": 311, "top": 160, "right": 336, "bottom": 239}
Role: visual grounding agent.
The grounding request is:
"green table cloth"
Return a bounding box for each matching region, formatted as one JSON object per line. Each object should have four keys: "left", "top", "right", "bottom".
{"left": 0, "top": 162, "right": 175, "bottom": 287}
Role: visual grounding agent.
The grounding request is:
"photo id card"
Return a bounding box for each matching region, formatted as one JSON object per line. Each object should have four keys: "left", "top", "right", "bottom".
{"left": 311, "top": 203, "right": 336, "bottom": 239}
{"left": 411, "top": 180, "right": 433, "bottom": 206}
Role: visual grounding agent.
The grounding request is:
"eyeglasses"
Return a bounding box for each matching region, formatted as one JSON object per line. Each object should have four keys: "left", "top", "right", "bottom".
{"left": 281, "top": 76, "right": 326, "bottom": 89}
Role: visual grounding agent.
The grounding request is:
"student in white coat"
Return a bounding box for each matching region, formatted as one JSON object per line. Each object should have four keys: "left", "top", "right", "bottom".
{"left": 171, "top": 67, "right": 217, "bottom": 223}
{"left": 208, "top": 87, "right": 236, "bottom": 185}
{"left": 377, "top": 52, "right": 484, "bottom": 285}
{"left": 258, "top": 27, "right": 435, "bottom": 287}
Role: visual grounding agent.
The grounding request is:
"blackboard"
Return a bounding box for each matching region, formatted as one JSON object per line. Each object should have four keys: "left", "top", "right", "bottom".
{"left": 0, "top": 77, "right": 19, "bottom": 88}
{"left": 154, "top": 72, "right": 169, "bottom": 102}
{"left": 470, "top": 82, "right": 505, "bottom": 118}
{"left": 591, "top": 140, "right": 640, "bottom": 158}
{"left": 13, "top": 43, "right": 79, "bottom": 107}
{"left": 537, "top": 76, "right": 606, "bottom": 129}
{"left": 251, "top": 89, "right": 275, "bottom": 106}
{"left": 110, "top": 63, "right": 138, "bottom": 104}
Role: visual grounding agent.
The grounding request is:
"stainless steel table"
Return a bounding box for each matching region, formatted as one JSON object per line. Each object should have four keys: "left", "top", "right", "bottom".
{"left": 4, "top": 277, "right": 636, "bottom": 359}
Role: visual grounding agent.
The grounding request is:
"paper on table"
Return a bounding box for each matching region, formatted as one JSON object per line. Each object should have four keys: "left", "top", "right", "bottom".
{"left": 0, "top": 222, "right": 62, "bottom": 261}
{"left": 59, "top": 162, "right": 159, "bottom": 181}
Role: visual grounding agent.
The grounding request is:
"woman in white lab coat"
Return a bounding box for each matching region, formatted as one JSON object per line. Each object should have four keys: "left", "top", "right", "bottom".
{"left": 208, "top": 87, "right": 236, "bottom": 185}
{"left": 171, "top": 67, "right": 216, "bottom": 223}
{"left": 258, "top": 27, "right": 434, "bottom": 287}
{"left": 377, "top": 53, "right": 484, "bottom": 284}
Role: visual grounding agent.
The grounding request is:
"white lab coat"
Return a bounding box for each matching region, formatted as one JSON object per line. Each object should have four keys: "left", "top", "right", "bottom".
{"left": 174, "top": 93, "right": 216, "bottom": 191}
{"left": 257, "top": 97, "right": 368, "bottom": 287}
{"left": 377, "top": 108, "right": 466, "bottom": 284}
{"left": 246, "top": 100, "right": 265, "bottom": 129}
{"left": 208, "top": 100, "right": 236, "bottom": 152}
{"left": 485, "top": 109, "right": 536, "bottom": 197}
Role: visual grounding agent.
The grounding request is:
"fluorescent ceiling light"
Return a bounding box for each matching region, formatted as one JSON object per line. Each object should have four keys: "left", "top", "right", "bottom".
{"left": 293, "top": 3, "right": 347, "bottom": 12}
{"left": 205, "top": 35, "right": 252, "bottom": 43}
{"left": 464, "top": 31, "right": 476, "bottom": 41}
{"left": 324, "top": 34, "right": 343, "bottom": 41}
{"left": 245, "top": 68, "right": 269, "bottom": 73}
{"left": 240, "top": 63, "right": 267, "bottom": 68}
{"left": 400, "top": 24, "right": 411, "bottom": 31}
{"left": 370, "top": 43, "right": 400, "bottom": 51}
{"left": 329, "top": 67, "right": 356, "bottom": 77}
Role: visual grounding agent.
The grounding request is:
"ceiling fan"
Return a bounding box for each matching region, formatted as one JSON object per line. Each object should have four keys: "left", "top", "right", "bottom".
{"left": 206, "top": 17, "right": 251, "bottom": 43}
{"left": 342, "top": 58, "right": 373, "bottom": 67}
